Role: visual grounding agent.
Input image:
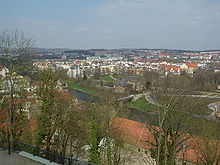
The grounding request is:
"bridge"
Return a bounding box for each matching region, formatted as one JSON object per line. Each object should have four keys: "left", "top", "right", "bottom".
{"left": 117, "top": 95, "right": 135, "bottom": 101}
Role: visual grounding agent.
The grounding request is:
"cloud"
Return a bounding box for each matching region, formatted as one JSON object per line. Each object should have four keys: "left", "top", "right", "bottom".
{"left": 1, "top": 0, "right": 219, "bottom": 49}
{"left": 96, "top": 0, "right": 220, "bottom": 25}
{"left": 91, "top": 0, "right": 220, "bottom": 49}
{"left": 103, "top": 30, "right": 113, "bottom": 35}
{"left": 72, "top": 27, "right": 88, "bottom": 33}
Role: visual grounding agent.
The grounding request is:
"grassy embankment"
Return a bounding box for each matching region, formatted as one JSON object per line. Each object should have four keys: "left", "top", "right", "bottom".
{"left": 68, "top": 79, "right": 117, "bottom": 97}
{"left": 68, "top": 81, "right": 99, "bottom": 95}
{"left": 183, "top": 97, "right": 220, "bottom": 116}
{"left": 100, "top": 75, "right": 116, "bottom": 86}
{"left": 157, "top": 95, "right": 220, "bottom": 116}
{"left": 112, "top": 74, "right": 127, "bottom": 80}
{"left": 101, "top": 75, "right": 115, "bottom": 81}
{"left": 129, "top": 92, "right": 219, "bottom": 115}
{"left": 129, "top": 98, "right": 157, "bottom": 113}
{"left": 88, "top": 75, "right": 116, "bottom": 85}
{"left": 129, "top": 97, "right": 220, "bottom": 139}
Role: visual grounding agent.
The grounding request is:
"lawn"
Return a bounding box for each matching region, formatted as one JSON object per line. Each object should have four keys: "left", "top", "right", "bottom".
{"left": 156, "top": 95, "right": 220, "bottom": 116}
{"left": 112, "top": 74, "right": 127, "bottom": 80}
{"left": 68, "top": 80, "right": 117, "bottom": 97}
{"left": 129, "top": 96, "right": 220, "bottom": 140}
{"left": 101, "top": 75, "right": 115, "bottom": 81}
{"left": 130, "top": 98, "right": 158, "bottom": 112}
{"left": 130, "top": 95, "right": 219, "bottom": 116}
{"left": 68, "top": 81, "right": 98, "bottom": 95}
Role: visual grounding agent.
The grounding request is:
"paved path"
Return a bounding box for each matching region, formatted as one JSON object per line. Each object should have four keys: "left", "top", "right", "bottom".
{"left": 109, "top": 75, "right": 118, "bottom": 81}
{"left": 117, "top": 95, "right": 134, "bottom": 101}
{"left": 144, "top": 93, "right": 162, "bottom": 107}
{"left": 0, "top": 150, "right": 42, "bottom": 165}
{"left": 171, "top": 94, "right": 220, "bottom": 99}
{"left": 207, "top": 101, "right": 220, "bottom": 120}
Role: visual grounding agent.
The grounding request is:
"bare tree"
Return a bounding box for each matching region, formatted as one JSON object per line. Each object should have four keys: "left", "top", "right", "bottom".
{"left": 142, "top": 75, "right": 193, "bottom": 165}
{"left": 192, "top": 121, "right": 220, "bottom": 165}
{"left": 52, "top": 91, "right": 87, "bottom": 158}
{"left": 194, "top": 137, "right": 220, "bottom": 165}
{"left": 0, "top": 30, "right": 33, "bottom": 154}
{"left": 86, "top": 99, "right": 131, "bottom": 165}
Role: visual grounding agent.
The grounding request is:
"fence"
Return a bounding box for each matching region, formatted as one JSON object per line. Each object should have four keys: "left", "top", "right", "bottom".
{"left": 0, "top": 140, "right": 97, "bottom": 165}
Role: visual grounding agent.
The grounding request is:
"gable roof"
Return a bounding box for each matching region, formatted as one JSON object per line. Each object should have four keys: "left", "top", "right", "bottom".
{"left": 185, "top": 63, "right": 198, "bottom": 68}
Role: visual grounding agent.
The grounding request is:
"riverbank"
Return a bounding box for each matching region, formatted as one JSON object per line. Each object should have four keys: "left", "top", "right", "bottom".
{"left": 101, "top": 75, "right": 115, "bottom": 81}
{"left": 67, "top": 87, "right": 220, "bottom": 140}
{"left": 68, "top": 87, "right": 99, "bottom": 102}
{"left": 129, "top": 98, "right": 157, "bottom": 113}
{"left": 67, "top": 81, "right": 99, "bottom": 96}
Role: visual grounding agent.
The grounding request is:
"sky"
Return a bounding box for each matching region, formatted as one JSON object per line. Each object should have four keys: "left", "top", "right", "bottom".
{"left": 0, "top": 0, "right": 220, "bottom": 50}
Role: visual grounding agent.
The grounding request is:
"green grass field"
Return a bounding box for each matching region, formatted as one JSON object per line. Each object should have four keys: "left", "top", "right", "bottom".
{"left": 112, "top": 74, "right": 127, "bottom": 80}
{"left": 101, "top": 75, "right": 115, "bottom": 81}
{"left": 130, "top": 98, "right": 158, "bottom": 112}
{"left": 68, "top": 81, "right": 98, "bottom": 95}
{"left": 157, "top": 95, "right": 219, "bottom": 116}
{"left": 130, "top": 97, "right": 220, "bottom": 140}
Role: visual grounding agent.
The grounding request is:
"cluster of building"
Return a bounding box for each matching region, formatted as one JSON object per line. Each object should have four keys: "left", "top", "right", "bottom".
{"left": 0, "top": 65, "right": 35, "bottom": 119}
{"left": 0, "top": 64, "right": 69, "bottom": 120}
{"left": 32, "top": 49, "right": 220, "bottom": 79}
{"left": 33, "top": 59, "right": 201, "bottom": 78}
{"left": 33, "top": 48, "right": 220, "bottom": 61}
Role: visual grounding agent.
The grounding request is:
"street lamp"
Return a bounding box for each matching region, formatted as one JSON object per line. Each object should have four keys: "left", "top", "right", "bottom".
{"left": 5, "top": 117, "right": 11, "bottom": 154}
{"left": 181, "top": 142, "right": 188, "bottom": 165}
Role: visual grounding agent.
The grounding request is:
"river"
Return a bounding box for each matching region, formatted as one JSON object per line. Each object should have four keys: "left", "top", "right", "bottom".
{"left": 68, "top": 87, "right": 158, "bottom": 124}
{"left": 68, "top": 87, "right": 99, "bottom": 102}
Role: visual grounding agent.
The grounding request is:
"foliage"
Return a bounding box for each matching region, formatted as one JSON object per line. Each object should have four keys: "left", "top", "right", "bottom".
{"left": 0, "top": 30, "right": 33, "bottom": 149}
{"left": 35, "top": 69, "right": 58, "bottom": 149}
{"left": 144, "top": 77, "right": 191, "bottom": 165}
{"left": 89, "top": 113, "right": 101, "bottom": 164}
{"left": 87, "top": 101, "right": 129, "bottom": 165}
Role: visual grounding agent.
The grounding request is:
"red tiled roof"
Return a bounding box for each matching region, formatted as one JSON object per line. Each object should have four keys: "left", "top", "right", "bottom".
{"left": 165, "top": 67, "right": 171, "bottom": 71}
{"left": 29, "top": 118, "right": 37, "bottom": 132}
{"left": 186, "top": 63, "right": 198, "bottom": 68}
{"left": 173, "top": 67, "right": 181, "bottom": 71}
{"left": 159, "top": 54, "right": 168, "bottom": 57}
{"left": 111, "top": 118, "right": 220, "bottom": 164}
{"left": 160, "top": 65, "right": 181, "bottom": 72}
{"left": 111, "top": 118, "right": 154, "bottom": 149}
{"left": 0, "top": 66, "right": 4, "bottom": 71}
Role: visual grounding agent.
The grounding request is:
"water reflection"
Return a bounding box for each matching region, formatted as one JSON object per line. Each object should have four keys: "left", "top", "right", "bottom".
{"left": 68, "top": 87, "right": 157, "bottom": 124}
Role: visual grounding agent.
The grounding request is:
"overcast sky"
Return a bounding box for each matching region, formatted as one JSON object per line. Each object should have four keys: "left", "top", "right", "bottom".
{"left": 0, "top": 0, "right": 220, "bottom": 50}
